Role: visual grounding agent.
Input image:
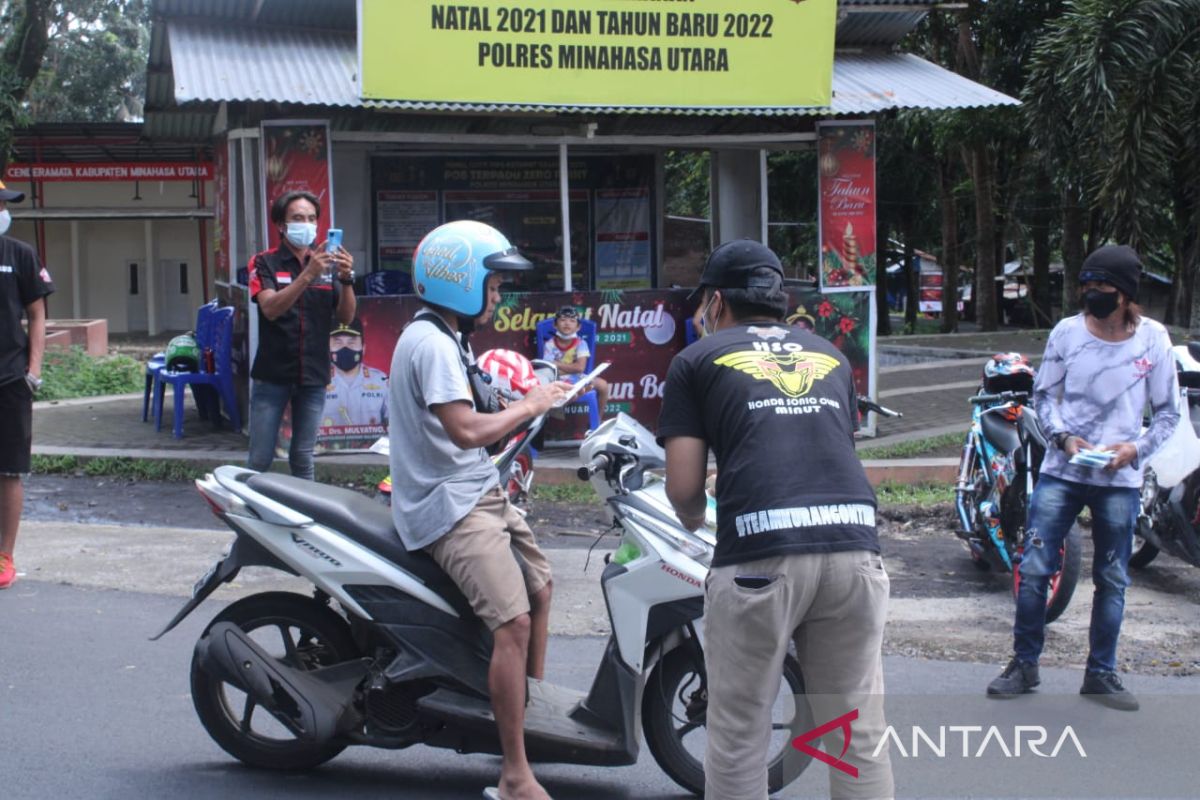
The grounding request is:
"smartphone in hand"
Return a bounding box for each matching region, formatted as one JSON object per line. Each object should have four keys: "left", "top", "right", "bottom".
{"left": 326, "top": 228, "right": 343, "bottom": 253}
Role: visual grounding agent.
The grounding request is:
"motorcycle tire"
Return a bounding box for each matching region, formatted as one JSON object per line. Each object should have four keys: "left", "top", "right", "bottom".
{"left": 1129, "top": 534, "right": 1160, "bottom": 569}
{"left": 642, "top": 646, "right": 812, "bottom": 797}
{"left": 191, "top": 592, "right": 360, "bottom": 770}
{"left": 1011, "top": 524, "right": 1083, "bottom": 624}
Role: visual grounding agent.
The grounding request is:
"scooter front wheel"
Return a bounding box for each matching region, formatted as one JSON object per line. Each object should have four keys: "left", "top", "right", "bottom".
{"left": 642, "top": 646, "right": 812, "bottom": 796}
{"left": 190, "top": 592, "right": 359, "bottom": 770}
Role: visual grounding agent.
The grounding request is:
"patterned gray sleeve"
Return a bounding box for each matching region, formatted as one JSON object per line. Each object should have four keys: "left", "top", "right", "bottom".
{"left": 1033, "top": 329, "right": 1068, "bottom": 437}
{"left": 1135, "top": 330, "right": 1181, "bottom": 462}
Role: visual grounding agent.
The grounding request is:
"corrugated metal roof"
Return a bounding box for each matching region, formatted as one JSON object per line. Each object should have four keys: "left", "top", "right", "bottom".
{"left": 836, "top": 10, "right": 929, "bottom": 46}
{"left": 152, "top": 0, "right": 355, "bottom": 30}
{"left": 831, "top": 52, "right": 1019, "bottom": 113}
{"left": 162, "top": 23, "right": 1016, "bottom": 117}
{"left": 169, "top": 21, "right": 358, "bottom": 106}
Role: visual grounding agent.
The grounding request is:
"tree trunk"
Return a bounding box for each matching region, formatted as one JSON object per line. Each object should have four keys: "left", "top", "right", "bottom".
{"left": 0, "top": 0, "right": 53, "bottom": 170}
{"left": 904, "top": 233, "right": 918, "bottom": 333}
{"left": 969, "top": 144, "right": 998, "bottom": 331}
{"left": 1031, "top": 168, "right": 1052, "bottom": 327}
{"left": 875, "top": 223, "right": 892, "bottom": 337}
{"left": 1171, "top": 162, "right": 1200, "bottom": 332}
{"left": 938, "top": 157, "right": 959, "bottom": 333}
{"left": 1062, "top": 186, "right": 1086, "bottom": 312}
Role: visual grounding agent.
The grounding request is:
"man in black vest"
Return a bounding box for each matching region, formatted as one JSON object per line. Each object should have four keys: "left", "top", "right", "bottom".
{"left": 247, "top": 190, "right": 355, "bottom": 478}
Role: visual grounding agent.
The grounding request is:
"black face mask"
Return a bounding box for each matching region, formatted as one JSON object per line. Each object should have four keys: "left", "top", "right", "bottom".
{"left": 1083, "top": 289, "right": 1120, "bottom": 320}
{"left": 331, "top": 346, "right": 362, "bottom": 372}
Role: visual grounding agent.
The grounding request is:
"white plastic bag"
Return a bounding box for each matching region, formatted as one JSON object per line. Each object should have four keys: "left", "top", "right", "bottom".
{"left": 1146, "top": 399, "right": 1200, "bottom": 488}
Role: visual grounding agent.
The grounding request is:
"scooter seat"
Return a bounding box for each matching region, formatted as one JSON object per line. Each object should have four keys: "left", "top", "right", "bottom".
{"left": 245, "top": 473, "right": 465, "bottom": 601}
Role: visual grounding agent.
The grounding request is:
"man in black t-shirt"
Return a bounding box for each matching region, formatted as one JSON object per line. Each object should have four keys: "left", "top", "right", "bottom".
{"left": 660, "top": 240, "right": 892, "bottom": 799}
{"left": 0, "top": 181, "right": 54, "bottom": 590}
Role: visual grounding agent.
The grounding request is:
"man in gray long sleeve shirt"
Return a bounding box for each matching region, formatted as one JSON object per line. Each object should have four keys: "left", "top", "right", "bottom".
{"left": 987, "top": 245, "right": 1179, "bottom": 711}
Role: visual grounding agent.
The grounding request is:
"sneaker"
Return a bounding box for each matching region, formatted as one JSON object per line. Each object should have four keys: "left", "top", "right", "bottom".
{"left": 1080, "top": 671, "right": 1139, "bottom": 711}
{"left": 987, "top": 658, "right": 1040, "bottom": 697}
{"left": 0, "top": 552, "right": 15, "bottom": 590}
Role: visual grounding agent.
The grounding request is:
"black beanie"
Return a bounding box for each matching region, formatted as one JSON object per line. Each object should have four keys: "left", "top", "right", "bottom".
{"left": 1080, "top": 245, "right": 1140, "bottom": 301}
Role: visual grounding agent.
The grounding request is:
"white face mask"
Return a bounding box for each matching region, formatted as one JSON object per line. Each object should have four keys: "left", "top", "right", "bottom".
{"left": 699, "top": 292, "right": 718, "bottom": 336}
{"left": 0, "top": 208, "right": 11, "bottom": 236}
{"left": 284, "top": 222, "right": 317, "bottom": 248}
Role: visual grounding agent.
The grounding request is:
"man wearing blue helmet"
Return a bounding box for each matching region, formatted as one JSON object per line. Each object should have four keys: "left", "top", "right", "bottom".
{"left": 388, "top": 220, "right": 569, "bottom": 800}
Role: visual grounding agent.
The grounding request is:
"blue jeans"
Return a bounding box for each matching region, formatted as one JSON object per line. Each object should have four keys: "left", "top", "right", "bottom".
{"left": 247, "top": 380, "right": 326, "bottom": 480}
{"left": 1013, "top": 473, "right": 1140, "bottom": 673}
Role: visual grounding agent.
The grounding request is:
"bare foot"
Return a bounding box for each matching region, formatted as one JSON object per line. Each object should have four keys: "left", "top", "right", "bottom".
{"left": 495, "top": 772, "right": 552, "bottom": 800}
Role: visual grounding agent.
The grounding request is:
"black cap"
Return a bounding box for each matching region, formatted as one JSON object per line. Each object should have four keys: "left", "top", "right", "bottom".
{"left": 330, "top": 318, "right": 363, "bottom": 337}
{"left": 0, "top": 180, "right": 25, "bottom": 203}
{"left": 1080, "top": 245, "right": 1140, "bottom": 301}
{"left": 555, "top": 305, "right": 579, "bottom": 321}
{"left": 689, "top": 239, "right": 784, "bottom": 300}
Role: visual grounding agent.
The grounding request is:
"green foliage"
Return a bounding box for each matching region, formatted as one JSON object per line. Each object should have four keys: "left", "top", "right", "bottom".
{"left": 24, "top": 0, "right": 149, "bottom": 122}
{"left": 663, "top": 150, "right": 710, "bottom": 218}
{"left": 31, "top": 454, "right": 207, "bottom": 482}
{"left": 875, "top": 481, "right": 955, "bottom": 507}
{"left": 532, "top": 482, "right": 601, "bottom": 505}
{"left": 39, "top": 346, "right": 143, "bottom": 400}
{"left": 858, "top": 432, "right": 963, "bottom": 460}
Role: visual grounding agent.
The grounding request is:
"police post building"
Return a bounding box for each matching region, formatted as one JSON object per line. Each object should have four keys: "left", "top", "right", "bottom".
{"left": 29, "top": 0, "right": 1019, "bottom": 445}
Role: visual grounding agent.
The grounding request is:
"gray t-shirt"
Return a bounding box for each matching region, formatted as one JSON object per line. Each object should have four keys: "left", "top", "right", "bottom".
{"left": 1035, "top": 313, "right": 1179, "bottom": 489}
{"left": 388, "top": 312, "right": 499, "bottom": 550}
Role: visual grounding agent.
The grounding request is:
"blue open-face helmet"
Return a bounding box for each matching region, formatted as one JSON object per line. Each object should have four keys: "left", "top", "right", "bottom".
{"left": 412, "top": 220, "right": 532, "bottom": 318}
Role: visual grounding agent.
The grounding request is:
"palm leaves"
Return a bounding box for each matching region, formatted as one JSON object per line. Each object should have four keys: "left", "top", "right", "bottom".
{"left": 1026, "top": 0, "right": 1200, "bottom": 249}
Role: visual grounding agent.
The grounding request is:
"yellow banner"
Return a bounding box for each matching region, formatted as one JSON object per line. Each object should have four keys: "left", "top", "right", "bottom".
{"left": 360, "top": 0, "right": 837, "bottom": 109}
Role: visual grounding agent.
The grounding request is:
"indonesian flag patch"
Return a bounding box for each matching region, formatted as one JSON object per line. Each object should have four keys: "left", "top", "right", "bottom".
{"left": 39, "top": 267, "right": 52, "bottom": 283}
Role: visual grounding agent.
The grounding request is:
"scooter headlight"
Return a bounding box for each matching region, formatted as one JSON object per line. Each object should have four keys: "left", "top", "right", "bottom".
{"left": 620, "top": 506, "right": 714, "bottom": 566}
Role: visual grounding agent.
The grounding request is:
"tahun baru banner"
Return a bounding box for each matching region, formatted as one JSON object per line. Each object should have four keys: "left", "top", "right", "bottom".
{"left": 360, "top": 0, "right": 837, "bottom": 110}
{"left": 818, "top": 121, "right": 877, "bottom": 292}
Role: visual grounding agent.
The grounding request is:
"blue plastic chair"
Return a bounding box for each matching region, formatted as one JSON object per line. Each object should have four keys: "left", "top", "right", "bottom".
{"left": 142, "top": 299, "right": 218, "bottom": 422}
{"left": 685, "top": 317, "right": 699, "bottom": 346}
{"left": 535, "top": 316, "right": 601, "bottom": 431}
{"left": 154, "top": 307, "right": 242, "bottom": 438}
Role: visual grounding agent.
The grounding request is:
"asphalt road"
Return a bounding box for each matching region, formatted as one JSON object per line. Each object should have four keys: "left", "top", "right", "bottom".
{"left": 5, "top": 581, "right": 1200, "bottom": 799}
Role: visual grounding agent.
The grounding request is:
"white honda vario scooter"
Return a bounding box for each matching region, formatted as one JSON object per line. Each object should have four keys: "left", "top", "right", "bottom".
{"left": 155, "top": 411, "right": 813, "bottom": 795}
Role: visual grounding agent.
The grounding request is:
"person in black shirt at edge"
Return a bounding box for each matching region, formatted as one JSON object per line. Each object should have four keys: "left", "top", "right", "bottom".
{"left": 659, "top": 240, "right": 893, "bottom": 800}
{"left": 0, "top": 180, "right": 54, "bottom": 590}
{"left": 247, "top": 190, "right": 355, "bottom": 479}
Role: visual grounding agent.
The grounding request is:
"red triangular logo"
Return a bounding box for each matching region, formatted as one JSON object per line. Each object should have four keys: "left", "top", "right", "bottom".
{"left": 791, "top": 708, "right": 860, "bottom": 778}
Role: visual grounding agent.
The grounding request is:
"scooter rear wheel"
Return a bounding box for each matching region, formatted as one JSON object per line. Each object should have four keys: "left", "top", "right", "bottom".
{"left": 191, "top": 592, "right": 359, "bottom": 770}
{"left": 642, "top": 646, "right": 812, "bottom": 796}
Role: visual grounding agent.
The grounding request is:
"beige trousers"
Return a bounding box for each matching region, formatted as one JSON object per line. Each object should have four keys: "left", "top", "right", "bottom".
{"left": 703, "top": 550, "right": 893, "bottom": 800}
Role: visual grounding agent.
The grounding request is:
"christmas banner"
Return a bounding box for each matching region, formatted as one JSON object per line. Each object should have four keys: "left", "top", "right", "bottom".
{"left": 818, "top": 121, "right": 876, "bottom": 292}
{"left": 298, "top": 287, "right": 873, "bottom": 449}
{"left": 260, "top": 121, "right": 334, "bottom": 251}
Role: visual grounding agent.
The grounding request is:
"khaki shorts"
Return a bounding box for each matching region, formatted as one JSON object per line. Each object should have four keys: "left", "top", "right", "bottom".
{"left": 425, "top": 487, "right": 552, "bottom": 631}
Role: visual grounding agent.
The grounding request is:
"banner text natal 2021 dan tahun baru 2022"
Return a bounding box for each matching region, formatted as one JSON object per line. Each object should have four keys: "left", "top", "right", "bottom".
{"left": 359, "top": 0, "right": 837, "bottom": 110}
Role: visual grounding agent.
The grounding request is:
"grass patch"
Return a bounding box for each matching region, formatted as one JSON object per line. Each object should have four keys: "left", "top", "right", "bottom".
{"left": 32, "top": 455, "right": 389, "bottom": 492}
{"left": 33, "top": 455, "right": 208, "bottom": 482}
{"left": 875, "top": 481, "right": 954, "bottom": 506}
{"left": 40, "top": 346, "right": 144, "bottom": 401}
{"left": 532, "top": 482, "right": 601, "bottom": 505}
{"left": 858, "top": 432, "right": 963, "bottom": 460}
